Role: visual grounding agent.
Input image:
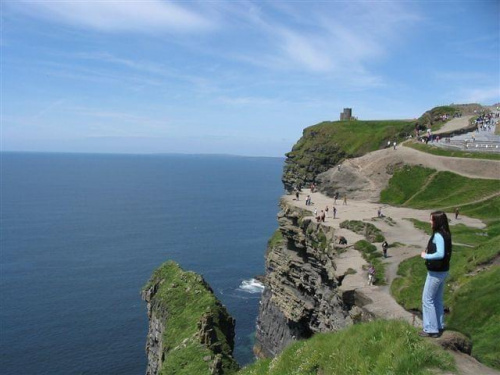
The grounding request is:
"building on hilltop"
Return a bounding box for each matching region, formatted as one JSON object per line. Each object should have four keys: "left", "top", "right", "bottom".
{"left": 340, "top": 108, "right": 353, "bottom": 121}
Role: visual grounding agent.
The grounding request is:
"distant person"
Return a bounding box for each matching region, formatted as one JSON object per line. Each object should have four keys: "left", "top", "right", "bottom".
{"left": 333, "top": 206, "right": 337, "bottom": 219}
{"left": 325, "top": 205, "right": 329, "bottom": 217}
{"left": 343, "top": 195, "right": 347, "bottom": 205}
{"left": 455, "top": 207, "right": 459, "bottom": 220}
{"left": 393, "top": 141, "right": 397, "bottom": 150}
{"left": 367, "top": 264, "right": 376, "bottom": 286}
{"left": 387, "top": 140, "right": 391, "bottom": 148}
{"left": 382, "top": 241, "right": 388, "bottom": 258}
{"left": 334, "top": 192, "right": 339, "bottom": 205}
{"left": 295, "top": 190, "right": 299, "bottom": 200}
{"left": 377, "top": 207, "right": 383, "bottom": 218}
{"left": 338, "top": 236, "right": 347, "bottom": 245}
{"left": 313, "top": 208, "right": 317, "bottom": 217}
{"left": 320, "top": 210, "right": 326, "bottom": 223}
{"left": 419, "top": 211, "right": 452, "bottom": 338}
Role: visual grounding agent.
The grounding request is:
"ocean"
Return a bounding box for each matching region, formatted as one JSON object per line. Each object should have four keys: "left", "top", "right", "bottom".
{"left": 0, "top": 152, "right": 284, "bottom": 374}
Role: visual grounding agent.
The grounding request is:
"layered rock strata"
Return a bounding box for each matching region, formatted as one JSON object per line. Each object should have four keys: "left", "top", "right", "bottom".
{"left": 254, "top": 201, "right": 371, "bottom": 358}
{"left": 142, "top": 261, "right": 239, "bottom": 375}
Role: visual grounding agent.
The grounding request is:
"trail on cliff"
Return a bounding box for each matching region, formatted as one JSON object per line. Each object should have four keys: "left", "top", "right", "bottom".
{"left": 317, "top": 142, "right": 500, "bottom": 202}
{"left": 284, "top": 189, "right": 499, "bottom": 375}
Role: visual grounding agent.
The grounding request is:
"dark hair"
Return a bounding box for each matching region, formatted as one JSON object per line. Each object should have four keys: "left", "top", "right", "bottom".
{"left": 431, "top": 211, "right": 450, "bottom": 235}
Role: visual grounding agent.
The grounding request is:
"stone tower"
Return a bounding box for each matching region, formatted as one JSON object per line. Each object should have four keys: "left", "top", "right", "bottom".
{"left": 340, "top": 108, "right": 352, "bottom": 121}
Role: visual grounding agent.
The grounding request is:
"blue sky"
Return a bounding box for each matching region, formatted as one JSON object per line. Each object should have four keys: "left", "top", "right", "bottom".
{"left": 2, "top": 1, "right": 499, "bottom": 156}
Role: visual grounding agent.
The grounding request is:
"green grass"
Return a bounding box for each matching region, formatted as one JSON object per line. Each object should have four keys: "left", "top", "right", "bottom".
{"left": 389, "top": 160, "right": 500, "bottom": 369}
{"left": 380, "top": 166, "right": 435, "bottom": 204}
{"left": 339, "top": 220, "right": 385, "bottom": 242}
{"left": 143, "top": 261, "right": 239, "bottom": 375}
{"left": 380, "top": 166, "right": 500, "bottom": 215}
{"left": 391, "top": 236, "right": 500, "bottom": 369}
{"left": 405, "top": 142, "right": 500, "bottom": 160}
{"left": 238, "top": 320, "right": 455, "bottom": 375}
{"left": 283, "top": 120, "right": 415, "bottom": 188}
{"left": 447, "top": 267, "right": 500, "bottom": 369}
{"left": 267, "top": 230, "right": 284, "bottom": 248}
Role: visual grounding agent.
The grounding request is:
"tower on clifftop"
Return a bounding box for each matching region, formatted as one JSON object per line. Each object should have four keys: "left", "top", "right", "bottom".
{"left": 340, "top": 108, "right": 353, "bottom": 121}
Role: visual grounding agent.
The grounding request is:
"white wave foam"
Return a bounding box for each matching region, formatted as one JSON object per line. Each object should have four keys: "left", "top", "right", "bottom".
{"left": 238, "top": 278, "right": 265, "bottom": 294}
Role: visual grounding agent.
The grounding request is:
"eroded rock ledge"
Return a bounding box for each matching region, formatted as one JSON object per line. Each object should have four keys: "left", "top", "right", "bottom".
{"left": 254, "top": 201, "right": 373, "bottom": 358}
{"left": 142, "top": 261, "right": 239, "bottom": 375}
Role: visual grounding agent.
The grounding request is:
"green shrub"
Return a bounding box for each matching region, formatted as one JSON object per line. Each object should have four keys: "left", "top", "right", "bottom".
{"left": 354, "top": 240, "right": 385, "bottom": 285}
{"left": 340, "top": 220, "right": 386, "bottom": 243}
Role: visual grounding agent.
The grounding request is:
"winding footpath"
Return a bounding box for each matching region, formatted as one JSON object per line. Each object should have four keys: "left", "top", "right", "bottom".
{"left": 283, "top": 118, "right": 500, "bottom": 374}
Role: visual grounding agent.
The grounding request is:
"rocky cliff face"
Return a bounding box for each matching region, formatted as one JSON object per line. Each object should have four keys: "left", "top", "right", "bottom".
{"left": 142, "top": 261, "right": 239, "bottom": 375}
{"left": 282, "top": 125, "right": 347, "bottom": 192}
{"left": 254, "top": 201, "right": 370, "bottom": 358}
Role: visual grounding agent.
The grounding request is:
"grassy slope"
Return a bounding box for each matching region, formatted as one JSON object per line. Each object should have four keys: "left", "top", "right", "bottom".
{"left": 239, "top": 320, "right": 455, "bottom": 375}
{"left": 144, "top": 261, "right": 239, "bottom": 375}
{"left": 381, "top": 166, "right": 500, "bottom": 368}
{"left": 380, "top": 165, "right": 500, "bottom": 217}
{"left": 290, "top": 120, "right": 415, "bottom": 157}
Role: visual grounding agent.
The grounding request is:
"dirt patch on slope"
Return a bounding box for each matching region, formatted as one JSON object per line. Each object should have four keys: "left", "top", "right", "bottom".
{"left": 317, "top": 144, "right": 500, "bottom": 201}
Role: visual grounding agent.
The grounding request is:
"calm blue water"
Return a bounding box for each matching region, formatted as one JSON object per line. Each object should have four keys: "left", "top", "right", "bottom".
{"left": 0, "top": 152, "right": 283, "bottom": 375}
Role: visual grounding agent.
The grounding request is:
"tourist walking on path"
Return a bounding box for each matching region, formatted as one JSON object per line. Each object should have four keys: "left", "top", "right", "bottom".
{"left": 382, "top": 241, "right": 388, "bottom": 258}
{"left": 455, "top": 207, "right": 459, "bottom": 220}
{"left": 333, "top": 206, "right": 337, "bottom": 219}
{"left": 419, "top": 211, "right": 452, "bottom": 338}
{"left": 343, "top": 195, "right": 347, "bottom": 205}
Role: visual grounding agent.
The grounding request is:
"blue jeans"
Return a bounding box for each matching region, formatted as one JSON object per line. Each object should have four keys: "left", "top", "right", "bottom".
{"left": 422, "top": 271, "right": 448, "bottom": 333}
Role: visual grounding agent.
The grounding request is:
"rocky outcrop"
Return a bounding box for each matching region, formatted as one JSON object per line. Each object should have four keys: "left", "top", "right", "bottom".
{"left": 254, "top": 201, "right": 370, "bottom": 358}
{"left": 282, "top": 124, "right": 348, "bottom": 192}
{"left": 142, "top": 261, "right": 239, "bottom": 375}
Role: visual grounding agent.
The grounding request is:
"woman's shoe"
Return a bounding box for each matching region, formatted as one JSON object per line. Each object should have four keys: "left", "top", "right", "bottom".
{"left": 418, "top": 331, "right": 440, "bottom": 338}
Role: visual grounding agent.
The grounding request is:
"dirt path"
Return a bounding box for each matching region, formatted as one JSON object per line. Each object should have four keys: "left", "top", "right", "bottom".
{"left": 435, "top": 116, "right": 474, "bottom": 134}
{"left": 317, "top": 143, "right": 500, "bottom": 202}
{"left": 290, "top": 115, "right": 500, "bottom": 373}
{"left": 284, "top": 190, "right": 499, "bottom": 374}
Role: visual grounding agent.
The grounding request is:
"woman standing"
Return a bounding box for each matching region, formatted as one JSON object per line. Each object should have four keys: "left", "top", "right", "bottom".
{"left": 420, "top": 211, "right": 453, "bottom": 337}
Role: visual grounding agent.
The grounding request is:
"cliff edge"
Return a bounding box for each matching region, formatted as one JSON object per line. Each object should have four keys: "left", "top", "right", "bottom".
{"left": 142, "top": 261, "right": 239, "bottom": 375}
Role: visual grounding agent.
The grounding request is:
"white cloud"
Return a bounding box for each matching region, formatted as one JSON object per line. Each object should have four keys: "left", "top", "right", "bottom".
{"left": 14, "top": 0, "right": 213, "bottom": 33}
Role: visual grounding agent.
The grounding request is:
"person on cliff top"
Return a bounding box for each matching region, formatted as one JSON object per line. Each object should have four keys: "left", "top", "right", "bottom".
{"left": 419, "top": 211, "right": 452, "bottom": 338}
{"left": 333, "top": 206, "right": 337, "bottom": 219}
{"left": 343, "top": 195, "right": 347, "bottom": 205}
{"left": 325, "top": 205, "right": 329, "bottom": 217}
{"left": 455, "top": 207, "right": 459, "bottom": 220}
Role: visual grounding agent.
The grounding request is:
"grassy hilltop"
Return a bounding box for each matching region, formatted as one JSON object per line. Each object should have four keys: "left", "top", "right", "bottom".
{"left": 282, "top": 119, "right": 415, "bottom": 191}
